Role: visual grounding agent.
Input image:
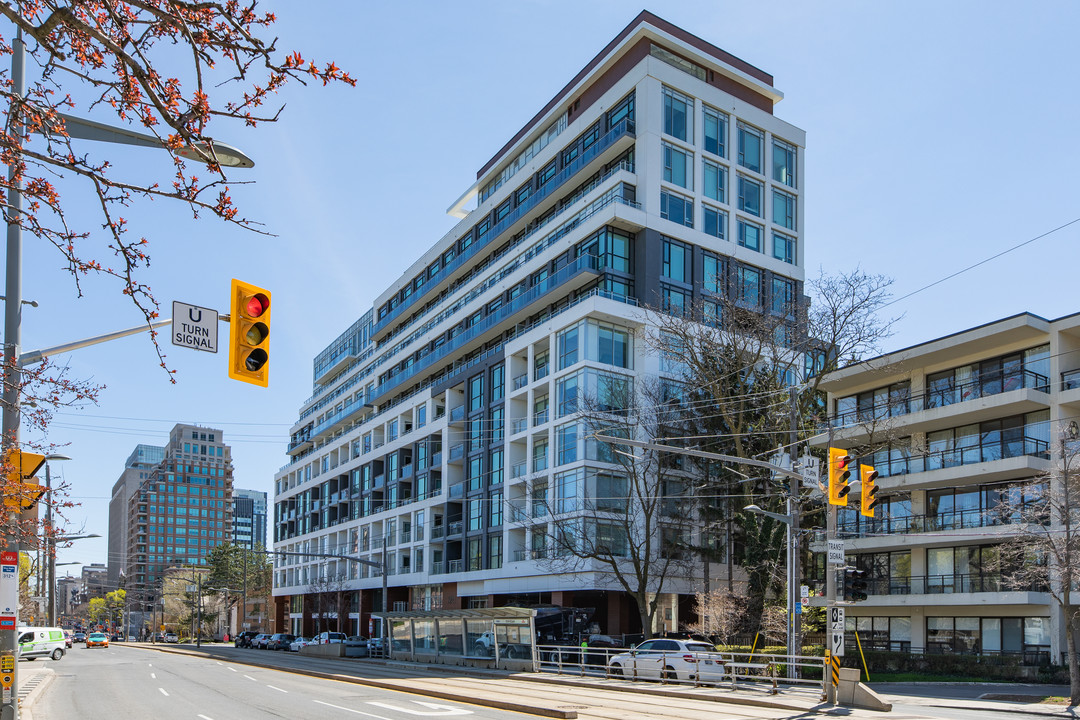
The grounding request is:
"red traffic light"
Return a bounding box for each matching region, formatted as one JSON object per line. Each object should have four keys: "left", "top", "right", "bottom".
{"left": 245, "top": 293, "right": 269, "bottom": 318}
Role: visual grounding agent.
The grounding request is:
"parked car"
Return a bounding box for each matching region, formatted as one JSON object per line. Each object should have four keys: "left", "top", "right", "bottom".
{"left": 86, "top": 632, "right": 109, "bottom": 649}
{"left": 288, "top": 636, "right": 311, "bottom": 653}
{"left": 163, "top": 632, "right": 179, "bottom": 643}
{"left": 252, "top": 633, "right": 272, "bottom": 649}
{"left": 235, "top": 631, "right": 259, "bottom": 648}
{"left": 607, "top": 639, "right": 726, "bottom": 684}
{"left": 267, "top": 633, "right": 295, "bottom": 651}
{"left": 344, "top": 636, "right": 369, "bottom": 657}
{"left": 315, "top": 631, "right": 346, "bottom": 644}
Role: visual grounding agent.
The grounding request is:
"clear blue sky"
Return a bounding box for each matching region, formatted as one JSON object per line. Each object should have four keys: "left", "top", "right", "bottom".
{"left": 16, "top": 0, "right": 1078, "bottom": 572}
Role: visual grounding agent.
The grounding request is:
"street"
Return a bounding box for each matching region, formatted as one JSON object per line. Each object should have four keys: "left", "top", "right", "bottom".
{"left": 32, "top": 645, "right": 515, "bottom": 720}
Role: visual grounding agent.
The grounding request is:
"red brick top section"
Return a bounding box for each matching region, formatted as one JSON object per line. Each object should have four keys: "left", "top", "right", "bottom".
{"left": 477, "top": 10, "right": 775, "bottom": 179}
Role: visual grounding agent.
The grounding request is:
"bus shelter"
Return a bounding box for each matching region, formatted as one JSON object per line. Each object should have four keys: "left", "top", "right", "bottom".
{"left": 377, "top": 607, "right": 537, "bottom": 670}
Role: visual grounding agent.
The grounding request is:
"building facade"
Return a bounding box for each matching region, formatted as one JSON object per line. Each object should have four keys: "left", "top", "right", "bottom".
{"left": 232, "top": 488, "right": 268, "bottom": 550}
{"left": 122, "top": 424, "right": 235, "bottom": 591}
{"left": 273, "top": 11, "right": 806, "bottom": 638}
{"left": 108, "top": 443, "right": 165, "bottom": 588}
{"left": 816, "top": 311, "right": 1080, "bottom": 664}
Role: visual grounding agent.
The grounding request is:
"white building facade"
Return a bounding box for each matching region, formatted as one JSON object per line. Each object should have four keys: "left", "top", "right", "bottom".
{"left": 817, "top": 311, "right": 1080, "bottom": 665}
{"left": 273, "top": 11, "right": 806, "bottom": 638}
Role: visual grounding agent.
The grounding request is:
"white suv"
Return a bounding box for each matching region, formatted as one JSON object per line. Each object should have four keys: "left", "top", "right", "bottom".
{"left": 607, "top": 639, "right": 726, "bottom": 684}
{"left": 315, "top": 631, "right": 346, "bottom": 644}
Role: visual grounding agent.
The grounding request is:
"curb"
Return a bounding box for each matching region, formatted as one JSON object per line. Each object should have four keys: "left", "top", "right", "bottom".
{"left": 19, "top": 666, "right": 56, "bottom": 720}
{"left": 119, "top": 644, "right": 578, "bottom": 719}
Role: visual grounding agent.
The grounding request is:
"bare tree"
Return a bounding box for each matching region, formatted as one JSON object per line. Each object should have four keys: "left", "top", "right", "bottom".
{"left": 996, "top": 422, "right": 1080, "bottom": 705}
{"left": 307, "top": 569, "right": 349, "bottom": 635}
{"left": 688, "top": 587, "right": 747, "bottom": 644}
{"left": 539, "top": 376, "right": 697, "bottom": 638}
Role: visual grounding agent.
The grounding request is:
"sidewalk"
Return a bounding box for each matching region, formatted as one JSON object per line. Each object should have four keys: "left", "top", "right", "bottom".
{"left": 18, "top": 662, "right": 56, "bottom": 720}
{"left": 873, "top": 683, "right": 1078, "bottom": 719}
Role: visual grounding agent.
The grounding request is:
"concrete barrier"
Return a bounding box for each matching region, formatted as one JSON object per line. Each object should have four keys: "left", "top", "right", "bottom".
{"left": 300, "top": 643, "right": 345, "bottom": 658}
{"left": 837, "top": 667, "right": 892, "bottom": 711}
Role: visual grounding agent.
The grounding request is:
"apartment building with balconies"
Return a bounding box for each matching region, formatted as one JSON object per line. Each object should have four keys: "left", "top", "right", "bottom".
{"left": 272, "top": 11, "right": 807, "bottom": 639}
{"left": 815, "top": 311, "right": 1080, "bottom": 665}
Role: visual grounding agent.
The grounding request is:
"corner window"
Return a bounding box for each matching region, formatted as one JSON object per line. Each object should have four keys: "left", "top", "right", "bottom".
{"left": 660, "top": 190, "right": 693, "bottom": 227}
{"left": 662, "top": 142, "right": 691, "bottom": 189}
{"left": 773, "top": 138, "right": 797, "bottom": 187}
{"left": 738, "top": 220, "right": 762, "bottom": 252}
{"left": 703, "top": 160, "right": 725, "bottom": 202}
{"left": 737, "top": 176, "right": 762, "bottom": 217}
{"left": 772, "top": 189, "right": 796, "bottom": 230}
{"left": 662, "top": 87, "right": 692, "bottom": 141}
{"left": 738, "top": 123, "right": 763, "bottom": 173}
{"left": 704, "top": 106, "right": 727, "bottom": 157}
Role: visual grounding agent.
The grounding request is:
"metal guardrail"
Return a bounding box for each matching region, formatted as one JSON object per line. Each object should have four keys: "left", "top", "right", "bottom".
{"left": 534, "top": 644, "right": 827, "bottom": 695}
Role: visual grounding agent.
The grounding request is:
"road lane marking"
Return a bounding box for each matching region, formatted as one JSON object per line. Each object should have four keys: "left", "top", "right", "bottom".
{"left": 227, "top": 667, "right": 236, "bottom": 672}
{"left": 314, "top": 700, "right": 398, "bottom": 720}
{"left": 368, "top": 701, "right": 472, "bottom": 716}
{"left": 243, "top": 675, "right": 257, "bottom": 681}
{"left": 159, "top": 688, "right": 169, "bottom": 697}
{"left": 151, "top": 673, "right": 156, "bottom": 679}
{"left": 198, "top": 715, "right": 215, "bottom": 720}
{"left": 266, "top": 685, "right": 287, "bottom": 693}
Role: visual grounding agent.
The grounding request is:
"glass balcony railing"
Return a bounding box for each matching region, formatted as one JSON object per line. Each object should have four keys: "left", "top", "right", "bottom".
{"left": 372, "top": 118, "right": 635, "bottom": 338}
{"left": 512, "top": 373, "right": 528, "bottom": 390}
{"left": 447, "top": 521, "right": 463, "bottom": 536}
{"left": 369, "top": 253, "right": 600, "bottom": 404}
{"left": 448, "top": 559, "right": 464, "bottom": 574}
{"left": 1062, "top": 369, "right": 1080, "bottom": 391}
{"left": 862, "top": 572, "right": 1048, "bottom": 595}
{"left": 511, "top": 461, "right": 526, "bottom": 479}
{"left": 511, "top": 418, "right": 527, "bottom": 435}
{"left": 831, "top": 369, "right": 1050, "bottom": 428}
{"left": 839, "top": 506, "right": 1049, "bottom": 538}
{"left": 874, "top": 436, "right": 1048, "bottom": 478}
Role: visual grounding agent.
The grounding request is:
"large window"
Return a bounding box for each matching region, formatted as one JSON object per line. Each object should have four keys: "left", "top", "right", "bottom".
{"left": 738, "top": 220, "right": 762, "bottom": 252}
{"left": 703, "top": 254, "right": 725, "bottom": 294}
{"left": 663, "top": 143, "right": 691, "bottom": 189}
{"left": 489, "top": 490, "right": 503, "bottom": 527}
{"left": 704, "top": 105, "right": 727, "bottom": 157}
{"left": 468, "top": 374, "right": 484, "bottom": 412}
{"left": 736, "top": 266, "right": 762, "bottom": 307}
{"left": 660, "top": 190, "right": 693, "bottom": 227}
{"left": 556, "top": 423, "right": 578, "bottom": 466}
{"left": 737, "top": 176, "right": 762, "bottom": 216}
{"left": 556, "top": 373, "right": 579, "bottom": 417}
{"left": 703, "top": 160, "right": 725, "bottom": 202}
{"left": 487, "top": 535, "right": 502, "bottom": 570}
{"left": 703, "top": 206, "right": 727, "bottom": 240}
{"left": 662, "top": 239, "right": 690, "bottom": 283}
{"left": 737, "top": 123, "right": 763, "bottom": 173}
{"left": 490, "top": 364, "right": 505, "bottom": 402}
{"left": 773, "top": 138, "right": 797, "bottom": 187}
{"left": 773, "top": 232, "right": 796, "bottom": 264}
{"left": 661, "top": 286, "right": 689, "bottom": 316}
{"left": 555, "top": 468, "right": 580, "bottom": 513}
{"left": 772, "top": 190, "right": 796, "bottom": 230}
{"left": 596, "top": 324, "right": 631, "bottom": 367}
{"left": 468, "top": 499, "right": 482, "bottom": 531}
{"left": 771, "top": 277, "right": 794, "bottom": 314}
{"left": 663, "top": 86, "right": 692, "bottom": 141}
{"left": 578, "top": 228, "right": 631, "bottom": 272}
{"left": 557, "top": 325, "right": 579, "bottom": 370}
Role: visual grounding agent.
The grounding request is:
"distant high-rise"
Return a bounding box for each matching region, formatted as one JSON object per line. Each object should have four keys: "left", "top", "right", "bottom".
{"left": 108, "top": 444, "right": 165, "bottom": 588}
{"left": 122, "top": 423, "right": 234, "bottom": 590}
{"left": 232, "top": 488, "right": 267, "bottom": 550}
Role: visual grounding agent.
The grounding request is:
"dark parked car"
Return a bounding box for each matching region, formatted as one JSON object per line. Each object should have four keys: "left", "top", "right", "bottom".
{"left": 235, "top": 631, "right": 259, "bottom": 648}
{"left": 267, "top": 633, "right": 295, "bottom": 651}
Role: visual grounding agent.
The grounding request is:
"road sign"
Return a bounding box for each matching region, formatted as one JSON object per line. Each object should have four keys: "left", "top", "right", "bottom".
{"left": 829, "top": 606, "right": 845, "bottom": 630}
{"left": 799, "top": 454, "right": 821, "bottom": 488}
{"left": 800, "top": 584, "right": 809, "bottom": 599}
{"left": 171, "top": 301, "right": 219, "bottom": 353}
{"left": 830, "top": 630, "right": 845, "bottom": 657}
{"left": 827, "top": 539, "right": 845, "bottom": 565}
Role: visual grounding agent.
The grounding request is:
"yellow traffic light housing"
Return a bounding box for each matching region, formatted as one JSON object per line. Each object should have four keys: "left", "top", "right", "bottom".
{"left": 228, "top": 279, "right": 271, "bottom": 387}
{"left": 860, "top": 464, "right": 880, "bottom": 517}
{"left": 2, "top": 449, "right": 46, "bottom": 510}
{"left": 828, "top": 447, "right": 852, "bottom": 506}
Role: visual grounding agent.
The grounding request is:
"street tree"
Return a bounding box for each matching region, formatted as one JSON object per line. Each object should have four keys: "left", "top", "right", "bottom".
{"left": 204, "top": 542, "right": 271, "bottom": 626}
{"left": 996, "top": 422, "right": 1080, "bottom": 705}
{"left": 0, "top": 0, "right": 354, "bottom": 544}
{"left": 538, "top": 377, "right": 697, "bottom": 638}
{"left": 647, "top": 268, "right": 898, "bottom": 626}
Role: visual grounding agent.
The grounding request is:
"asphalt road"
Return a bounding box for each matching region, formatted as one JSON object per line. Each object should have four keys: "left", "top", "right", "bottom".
{"left": 33, "top": 644, "right": 520, "bottom": 720}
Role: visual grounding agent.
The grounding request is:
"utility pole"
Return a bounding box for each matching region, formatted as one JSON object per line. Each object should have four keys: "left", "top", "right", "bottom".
{"left": 241, "top": 549, "right": 247, "bottom": 632}
{"left": 196, "top": 572, "right": 203, "bottom": 648}
{"left": 787, "top": 385, "right": 802, "bottom": 679}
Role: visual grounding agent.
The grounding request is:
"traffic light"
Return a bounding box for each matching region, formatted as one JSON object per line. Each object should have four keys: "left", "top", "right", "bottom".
{"left": 228, "top": 279, "right": 271, "bottom": 387}
{"left": 2, "top": 449, "right": 46, "bottom": 510}
{"left": 828, "top": 447, "right": 852, "bottom": 506}
{"left": 843, "top": 567, "right": 868, "bottom": 602}
{"left": 860, "top": 464, "right": 880, "bottom": 518}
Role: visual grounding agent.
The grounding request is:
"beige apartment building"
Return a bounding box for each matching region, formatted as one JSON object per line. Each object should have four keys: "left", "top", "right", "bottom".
{"left": 815, "top": 311, "right": 1080, "bottom": 664}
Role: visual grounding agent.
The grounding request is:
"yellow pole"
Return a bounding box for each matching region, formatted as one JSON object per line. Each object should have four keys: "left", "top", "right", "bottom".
{"left": 748, "top": 632, "right": 760, "bottom": 661}
{"left": 854, "top": 629, "right": 870, "bottom": 682}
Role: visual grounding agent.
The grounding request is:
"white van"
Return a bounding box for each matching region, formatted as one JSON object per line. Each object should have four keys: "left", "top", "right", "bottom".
{"left": 18, "top": 627, "right": 66, "bottom": 661}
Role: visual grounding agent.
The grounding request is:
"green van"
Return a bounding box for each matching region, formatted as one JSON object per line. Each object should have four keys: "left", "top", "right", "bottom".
{"left": 18, "top": 627, "right": 66, "bottom": 661}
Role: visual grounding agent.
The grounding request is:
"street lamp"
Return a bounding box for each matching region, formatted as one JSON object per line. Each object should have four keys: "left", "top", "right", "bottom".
{"left": 41, "top": 453, "right": 70, "bottom": 627}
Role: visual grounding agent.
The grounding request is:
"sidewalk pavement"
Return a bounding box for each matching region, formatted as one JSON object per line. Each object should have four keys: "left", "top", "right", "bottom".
{"left": 873, "top": 684, "right": 1078, "bottom": 718}
{"left": 18, "top": 661, "right": 56, "bottom": 720}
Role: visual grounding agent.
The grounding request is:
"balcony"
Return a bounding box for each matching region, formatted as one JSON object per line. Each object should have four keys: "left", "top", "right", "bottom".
{"left": 369, "top": 253, "right": 601, "bottom": 405}
{"left": 430, "top": 560, "right": 444, "bottom": 574}
{"left": 533, "top": 410, "right": 549, "bottom": 426}
{"left": 449, "top": 482, "right": 464, "bottom": 500}
{"left": 511, "top": 461, "right": 526, "bottom": 479}
{"left": 447, "top": 521, "right": 463, "bottom": 536}
{"left": 431, "top": 525, "right": 445, "bottom": 540}
{"left": 371, "top": 118, "right": 636, "bottom": 340}
{"left": 532, "top": 455, "right": 549, "bottom": 473}
{"left": 449, "top": 405, "right": 466, "bottom": 424}
{"left": 863, "top": 572, "right": 1048, "bottom": 596}
{"left": 448, "top": 443, "right": 465, "bottom": 464}
{"left": 512, "top": 373, "right": 528, "bottom": 391}
{"left": 511, "top": 418, "right": 528, "bottom": 435}
{"left": 876, "top": 436, "right": 1048, "bottom": 480}
{"left": 831, "top": 370, "right": 1050, "bottom": 434}
{"left": 448, "top": 559, "right": 464, "bottom": 574}
{"left": 512, "top": 548, "right": 549, "bottom": 562}
{"left": 839, "top": 507, "right": 1048, "bottom": 539}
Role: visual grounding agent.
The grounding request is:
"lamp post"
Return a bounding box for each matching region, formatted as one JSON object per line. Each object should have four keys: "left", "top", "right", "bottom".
{"left": 42, "top": 454, "right": 70, "bottom": 627}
